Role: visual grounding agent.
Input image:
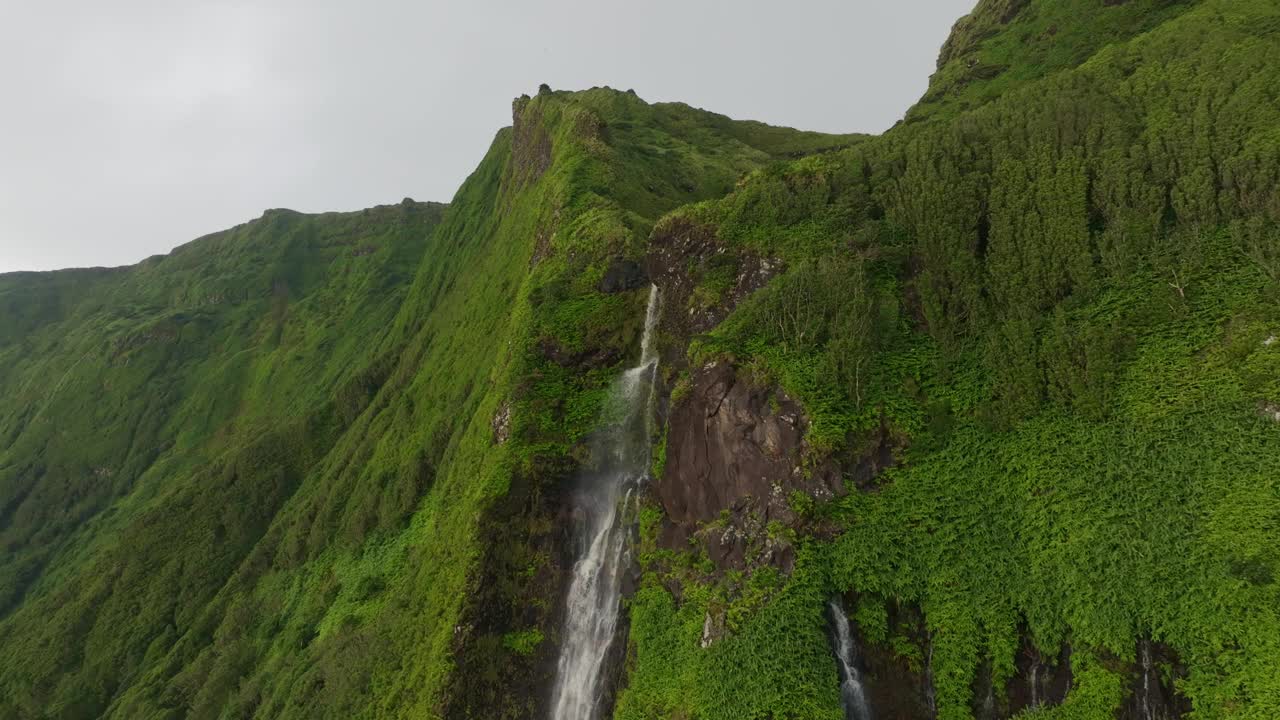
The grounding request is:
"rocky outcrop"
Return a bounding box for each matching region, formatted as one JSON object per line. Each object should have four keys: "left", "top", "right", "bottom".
{"left": 511, "top": 95, "right": 553, "bottom": 187}
{"left": 853, "top": 614, "right": 1193, "bottom": 720}
{"left": 839, "top": 599, "right": 1092, "bottom": 720}
{"left": 491, "top": 401, "right": 511, "bottom": 444}
{"left": 1120, "top": 638, "right": 1190, "bottom": 720}
{"left": 1008, "top": 635, "right": 1073, "bottom": 713}
{"left": 646, "top": 216, "right": 780, "bottom": 363}
{"left": 599, "top": 258, "right": 647, "bottom": 294}
{"left": 1261, "top": 401, "right": 1280, "bottom": 423}
{"left": 441, "top": 464, "right": 578, "bottom": 720}
{"left": 855, "top": 599, "right": 938, "bottom": 719}
{"left": 654, "top": 360, "right": 840, "bottom": 572}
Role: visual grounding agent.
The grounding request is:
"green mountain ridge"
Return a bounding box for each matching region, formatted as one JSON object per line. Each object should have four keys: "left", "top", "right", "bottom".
{"left": 2, "top": 1, "right": 1278, "bottom": 718}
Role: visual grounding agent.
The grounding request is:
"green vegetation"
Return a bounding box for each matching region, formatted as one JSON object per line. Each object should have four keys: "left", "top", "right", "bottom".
{"left": 0, "top": 86, "right": 852, "bottom": 719}
{"left": 909, "top": 0, "right": 1199, "bottom": 123}
{"left": 619, "top": 1, "right": 1280, "bottom": 719}
{"left": 3, "top": 1, "right": 1279, "bottom": 718}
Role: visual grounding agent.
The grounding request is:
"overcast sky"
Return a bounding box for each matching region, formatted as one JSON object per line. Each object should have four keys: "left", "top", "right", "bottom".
{"left": 0, "top": 0, "right": 974, "bottom": 273}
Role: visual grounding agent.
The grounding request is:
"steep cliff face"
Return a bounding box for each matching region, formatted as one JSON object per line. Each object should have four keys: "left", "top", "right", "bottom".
{"left": 433, "top": 90, "right": 860, "bottom": 720}
{"left": 619, "top": 2, "right": 1280, "bottom": 719}
{"left": 3, "top": 1, "right": 1280, "bottom": 719}
{"left": 656, "top": 360, "right": 838, "bottom": 573}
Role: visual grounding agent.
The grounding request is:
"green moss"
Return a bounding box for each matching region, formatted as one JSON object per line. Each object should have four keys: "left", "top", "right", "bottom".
{"left": 622, "top": 2, "right": 1280, "bottom": 718}
{"left": 1, "top": 2, "right": 1278, "bottom": 717}
{"left": 0, "top": 86, "right": 856, "bottom": 720}
{"left": 501, "top": 629, "right": 545, "bottom": 657}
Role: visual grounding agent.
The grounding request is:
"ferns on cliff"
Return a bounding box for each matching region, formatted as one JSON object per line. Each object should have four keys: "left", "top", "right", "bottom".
{"left": 621, "top": 0, "right": 1280, "bottom": 718}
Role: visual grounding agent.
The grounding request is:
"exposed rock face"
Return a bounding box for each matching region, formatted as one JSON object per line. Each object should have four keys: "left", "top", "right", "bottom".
{"left": 645, "top": 218, "right": 844, "bottom": 576}
{"left": 854, "top": 600, "right": 938, "bottom": 719}
{"left": 491, "top": 401, "right": 511, "bottom": 444}
{"left": 1261, "top": 401, "right": 1280, "bottom": 423}
{"left": 700, "top": 609, "right": 726, "bottom": 649}
{"left": 511, "top": 95, "right": 553, "bottom": 187}
{"left": 599, "top": 258, "right": 648, "bottom": 293}
{"left": 1008, "top": 636, "right": 1073, "bottom": 713}
{"left": 655, "top": 360, "right": 840, "bottom": 571}
{"left": 936, "top": 0, "right": 1031, "bottom": 68}
{"left": 859, "top": 616, "right": 1193, "bottom": 720}
{"left": 1120, "top": 638, "right": 1191, "bottom": 720}
{"left": 441, "top": 465, "right": 574, "bottom": 720}
{"left": 848, "top": 608, "right": 1082, "bottom": 720}
{"left": 646, "top": 217, "right": 780, "bottom": 362}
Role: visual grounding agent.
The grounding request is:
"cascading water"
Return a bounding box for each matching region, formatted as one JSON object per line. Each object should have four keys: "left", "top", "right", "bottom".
{"left": 549, "top": 286, "right": 662, "bottom": 720}
{"left": 826, "top": 597, "right": 874, "bottom": 720}
{"left": 1029, "top": 659, "right": 1044, "bottom": 709}
{"left": 1134, "top": 638, "right": 1176, "bottom": 720}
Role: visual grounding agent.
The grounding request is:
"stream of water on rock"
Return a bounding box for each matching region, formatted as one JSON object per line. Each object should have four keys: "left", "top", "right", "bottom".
{"left": 827, "top": 596, "right": 874, "bottom": 720}
{"left": 549, "top": 286, "right": 661, "bottom": 720}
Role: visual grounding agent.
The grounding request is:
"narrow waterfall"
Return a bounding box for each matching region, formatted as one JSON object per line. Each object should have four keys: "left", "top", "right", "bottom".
{"left": 1030, "top": 663, "right": 1041, "bottom": 708}
{"left": 826, "top": 597, "right": 874, "bottom": 720}
{"left": 549, "top": 286, "right": 662, "bottom": 720}
{"left": 1134, "top": 638, "right": 1173, "bottom": 720}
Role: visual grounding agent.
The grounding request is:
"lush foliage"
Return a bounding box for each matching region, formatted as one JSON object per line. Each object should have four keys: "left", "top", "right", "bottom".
{"left": 0, "top": 87, "right": 853, "bottom": 719}
{"left": 3, "top": 1, "right": 1278, "bottom": 718}
{"left": 619, "top": 1, "right": 1280, "bottom": 718}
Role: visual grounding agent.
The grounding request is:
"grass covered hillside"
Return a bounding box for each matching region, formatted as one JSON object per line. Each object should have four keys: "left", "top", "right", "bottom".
{"left": 621, "top": 1, "right": 1280, "bottom": 719}
{"left": 3, "top": 1, "right": 1278, "bottom": 719}
{"left": 0, "top": 88, "right": 855, "bottom": 719}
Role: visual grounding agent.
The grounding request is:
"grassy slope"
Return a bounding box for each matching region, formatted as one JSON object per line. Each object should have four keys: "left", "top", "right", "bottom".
{"left": 0, "top": 201, "right": 444, "bottom": 619}
{"left": 907, "top": 0, "right": 1200, "bottom": 123}
{"left": 0, "top": 89, "right": 852, "bottom": 719}
{"left": 620, "top": 1, "right": 1280, "bottom": 718}
{"left": 0, "top": 200, "right": 447, "bottom": 718}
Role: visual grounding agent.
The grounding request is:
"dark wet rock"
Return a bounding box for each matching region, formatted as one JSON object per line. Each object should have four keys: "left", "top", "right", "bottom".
{"left": 537, "top": 338, "right": 622, "bottom": 370}
{"left": 646, "top": 217, "right": 781, "bottom": 366}
{"left": 1119, "top": 638, "right": 1191, "bottom": 720}
{"left": 844, "top": 600, "right": 1191, "bottom": 720}
{"left": 654, "top": 361, "right": 840, "bottom": 573}
{"left": 599, "top": 259, "right": 647, "bottom": 294}
{"left": 852, "top": 599, "right": 937, "bottom": 719}
{"left": 843, "top": 420, "right": 898, "bottom": 492}
{"left": 971, "top": 658, "right": 1001, "bottom": 720}
{"left": 441, "top": 463, "right": 577, "bottom": 720}
{"left": 1008, "top": 634, "right": 1072, "bottom": 713}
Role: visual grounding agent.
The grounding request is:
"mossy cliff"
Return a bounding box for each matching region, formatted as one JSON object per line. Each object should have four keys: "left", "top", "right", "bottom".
{"left": 2, "top": 1, "right": 1279, "bottom": 719}
{"left": 0, "top": 88, "right": 854, "bottom": 719}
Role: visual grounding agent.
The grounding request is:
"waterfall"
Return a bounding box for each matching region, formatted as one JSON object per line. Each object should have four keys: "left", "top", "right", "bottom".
{"left": 1030, "top": 663, "right": 1042, "bottom": 709}
{"left": 1135, "top": 638, "right": 1172, "bottom": 720}
{"left": 549, "top": 286, "right": 661, "bottom": 720}
{"left": 981, "top": 677, "right": 996, "bottom": 720}
{"left": 1140, "top": 639, "right": 1154, "bottom": 720}
{"left": 826, "top": 597, "right": 874, "bottom": 720}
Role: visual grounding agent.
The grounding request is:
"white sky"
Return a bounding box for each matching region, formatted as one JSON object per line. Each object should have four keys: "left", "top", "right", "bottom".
{"left": 0, "top": 0, "right": 975, "bottom": 272}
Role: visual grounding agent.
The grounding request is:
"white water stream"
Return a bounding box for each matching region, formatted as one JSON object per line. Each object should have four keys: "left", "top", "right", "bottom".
{"left": 827, "top": 596, "right": 874, "bottom": 720}
{"left": 549, "top": 286, "right": 661, "bottom": 720}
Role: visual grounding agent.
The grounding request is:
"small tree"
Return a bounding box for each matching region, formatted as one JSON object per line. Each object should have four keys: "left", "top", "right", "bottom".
{"left": 823, "top": 267, "right": 875, "bottom": 408}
